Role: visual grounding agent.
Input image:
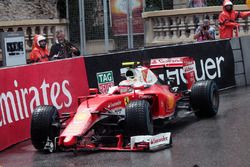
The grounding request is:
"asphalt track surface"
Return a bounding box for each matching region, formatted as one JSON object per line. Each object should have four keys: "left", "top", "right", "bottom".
{"left": 1, "top": 86, "right": 250, "bottom": 167}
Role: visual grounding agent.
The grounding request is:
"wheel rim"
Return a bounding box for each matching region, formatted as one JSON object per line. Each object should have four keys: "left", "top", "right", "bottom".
{"left": 48, "top": 141, "right": 54, "bottom": 153}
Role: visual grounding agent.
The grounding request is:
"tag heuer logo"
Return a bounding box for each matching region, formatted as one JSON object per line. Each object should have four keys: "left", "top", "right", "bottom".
{"left": 96, "top": 71, "right": 114, "bottom": 84}
{"left": 96, "top": 71, "right": 114, "bottom": 94}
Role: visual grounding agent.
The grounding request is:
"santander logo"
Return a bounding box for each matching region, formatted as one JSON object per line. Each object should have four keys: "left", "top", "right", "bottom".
{"left": 150, "top": 136, "right": 168, "bottom": 145}
{"left": 0, "top": 79, "right": 72, "bottom": 127}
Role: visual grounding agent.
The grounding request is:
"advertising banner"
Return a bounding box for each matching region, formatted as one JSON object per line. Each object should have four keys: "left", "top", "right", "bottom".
{"left": 0, "top": 58, "right": 89, "bottom": 151}
{"left": 144, "top": 40, "right": 235, "bottom": 89}
{"left": 1, "top": 32, "right": 27, "bottom": 67}
{"left": 110, "top": 0, "right": 144, "bottom": 36}
{"left": 85, "top": 40, "right": 235, "bottom": 90}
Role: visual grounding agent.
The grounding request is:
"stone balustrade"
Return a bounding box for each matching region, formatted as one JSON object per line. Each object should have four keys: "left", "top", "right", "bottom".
{"left": 143, "top": 5, "right": 250, "bottom": 46}
{"left": 0, "top": 19, "right": 68, "bottom": 61}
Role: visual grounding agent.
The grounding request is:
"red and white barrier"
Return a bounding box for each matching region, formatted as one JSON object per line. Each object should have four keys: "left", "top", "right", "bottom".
{"left": 0, "top": 57, "right": 89, "bottom": 151}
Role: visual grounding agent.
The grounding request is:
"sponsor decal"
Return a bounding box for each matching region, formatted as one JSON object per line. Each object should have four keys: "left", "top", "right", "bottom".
{"left": 150, "top": 136, "right": 168, "bottom": 145}
{"left": 149, "top": 132, "right": 171, "bottom": 149}
{"left": 139, "top": 95, "right": 153, "bottom": 99}
{"left": 74, "top": 112, "right": 88, "bottom": 121}
{"left": 124, "top": 97, "right": 130, "bottom": 105}
{"left": 156, "top": 56, "right": 225, "bottom": 86}
{"left": 166, "top": 94, "right": 175, "bottom": 110}
{"left": 183, "top": 64, "right": 195, "bottom": 73}
{"left": 96, "top": 71, "right": 114, "bottom": 94}
{"left": 130, "top": 132, "right": 171, "bottom": 150}
{"left": 151, "top": 58, "right": 183, "bottom": 66}
{"left": 0, "top": 79, "right": 72, "bottom": 127}
{"left": 141, "top": 69, "right": 148, "bottom": 82}
{"left": 107, "top": 101, "right": 122, "bottom": 108}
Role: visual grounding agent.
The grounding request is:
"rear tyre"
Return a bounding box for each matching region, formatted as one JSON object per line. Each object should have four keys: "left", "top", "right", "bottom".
{"left": 30, "top": 105, "right": 61, "bottom": 152}
{"left": 191, "top": 80, "right": 219, "bottom": 118}
{"left": 125, "top": 100, "right": 153, "bottom": 136}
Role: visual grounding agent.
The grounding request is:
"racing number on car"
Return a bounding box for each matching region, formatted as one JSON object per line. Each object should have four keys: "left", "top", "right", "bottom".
{"left": 124, "top": 97, "right": 130, "bottom": 105}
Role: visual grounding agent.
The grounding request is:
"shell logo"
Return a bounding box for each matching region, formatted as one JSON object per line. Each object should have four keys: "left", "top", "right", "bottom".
{"left": 74, "top": 113, "right": 88, "bottom": 121}
{"left": 124, "top": 97, "right": 130, "bottom": 105}
{"left": 166, "top": 94, "right": 175, "bottom": 110}
{"left": 142, "top": 69, "right": 148, "bottom": 82}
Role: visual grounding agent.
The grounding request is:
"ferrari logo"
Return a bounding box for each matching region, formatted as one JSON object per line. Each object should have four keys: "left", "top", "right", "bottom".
{"left": 124, "top": 97, "right": 130, "bottom": 105}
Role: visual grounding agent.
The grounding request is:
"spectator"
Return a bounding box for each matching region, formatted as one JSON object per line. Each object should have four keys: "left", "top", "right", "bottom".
{"left": 188, "top": 0, "right": 207, "bottom": 8}
{"left": 194, "top": 19, "right": 215, "bottom": 41}
{"left": 29, "top": 35, "right": 49, "bottom": 63}
{"left": 219, "top": 0, "right": 250, "bottom": 39}
{"left": 188, "top": 0, "right": 208, "bottom": 28}
{"left": 49, "top": 30, "right": 80, "bottom": 60}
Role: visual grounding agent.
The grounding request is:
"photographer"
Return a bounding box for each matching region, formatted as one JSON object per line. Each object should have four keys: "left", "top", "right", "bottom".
{"left": 49, "top": 30, "right": 80, "bottom": 60}
{"left": 194, "top": 19, "right": 215, "bottom": 41}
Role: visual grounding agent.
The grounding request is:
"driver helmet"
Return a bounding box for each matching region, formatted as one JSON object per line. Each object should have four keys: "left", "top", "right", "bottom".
{"left": 125, "top": 69, "right": 135, "bottom": 80}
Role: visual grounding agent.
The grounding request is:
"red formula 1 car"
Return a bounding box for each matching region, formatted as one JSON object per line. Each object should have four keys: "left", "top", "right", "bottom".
{"left": 30, "top": 57, "right": 219, "bottom": 153}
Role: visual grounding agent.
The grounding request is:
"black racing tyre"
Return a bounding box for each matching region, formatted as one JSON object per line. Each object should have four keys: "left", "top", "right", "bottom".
{"left": 125, "top": 100, "right": 153, "bottom": 136}
{"left": 30, "top": 105, "right": 60, "bottom": 151}
{"left": 191, "top": 80, "right": 219, "bottom": 118}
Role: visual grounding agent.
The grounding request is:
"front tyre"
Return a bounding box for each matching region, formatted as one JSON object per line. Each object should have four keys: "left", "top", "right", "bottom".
{"left": 30, "top": 105, "right": 61, "bottom": 152}
{"left": 125, "top": 100, "right": 153, "bottom": 136}
{"left": 191, "top": 80, "right": 219, "bottom": 118}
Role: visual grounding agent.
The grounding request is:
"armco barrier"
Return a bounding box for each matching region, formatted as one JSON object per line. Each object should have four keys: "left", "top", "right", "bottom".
{"left": 0, "top": 39, "right": 238, "bottom": 151}
{"left": 85, "top": 40, "right": 236, "bottom": 91}
{"left": 0, "top": 57, "right": 89, "bottom": 151}
{"left": 230, "top": 36, "right": 250, "bottom": 86}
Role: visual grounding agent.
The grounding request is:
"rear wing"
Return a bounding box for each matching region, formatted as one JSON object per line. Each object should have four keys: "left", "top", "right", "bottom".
{"left": 150, "top": 57, "right": 193, "bottom": 68}
{"left": 150, "top": 57, "right": 196, "bottom": 90}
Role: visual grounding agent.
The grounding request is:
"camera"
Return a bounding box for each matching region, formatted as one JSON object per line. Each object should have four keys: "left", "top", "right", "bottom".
{"left": 202, "top": 25, "right": 209, "bottom": 31}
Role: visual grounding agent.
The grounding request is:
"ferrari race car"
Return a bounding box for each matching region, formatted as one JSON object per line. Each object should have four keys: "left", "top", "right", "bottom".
{"left": 30, "top": 57, "right": 219, "bottom": 153}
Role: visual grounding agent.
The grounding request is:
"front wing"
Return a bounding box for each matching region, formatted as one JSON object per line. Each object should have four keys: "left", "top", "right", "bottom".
{"left": 71, "top": 132, "right": 172, "bottom": 152}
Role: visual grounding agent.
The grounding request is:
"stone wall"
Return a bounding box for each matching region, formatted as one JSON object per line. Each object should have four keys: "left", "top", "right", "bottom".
{"left": 0, "top": 0, "right": 59, "bottom": 21}
{"left": 143, "top": 5, "right": 250, "bottom": 46}
{"left": 173, "top": 0, "right": 188, "bottom": 9}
